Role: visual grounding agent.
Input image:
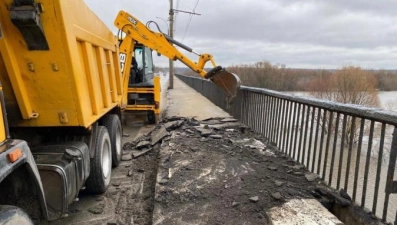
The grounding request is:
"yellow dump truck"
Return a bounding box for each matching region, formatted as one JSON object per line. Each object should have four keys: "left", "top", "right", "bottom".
{"left": 0, "top": 0, "right": 240, "bottom": 223}
{"left": 0, "top": 0, "right": 124, "bottom": 222}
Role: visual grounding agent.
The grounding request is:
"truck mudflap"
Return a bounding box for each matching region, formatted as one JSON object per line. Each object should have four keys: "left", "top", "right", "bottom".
{"left": 32, "top": 142, "right": 90, "bottom": 220}
{"left": 0, "top": 139, "right": 49, "bottom": 221}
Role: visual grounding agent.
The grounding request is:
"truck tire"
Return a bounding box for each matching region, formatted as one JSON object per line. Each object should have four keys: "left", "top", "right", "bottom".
{"left": 0, "top": 205, "right": 33, "bottom": 225}
{"left": 85, "top": 126, "right": 112, "bottom": 194}
{"left": 103, "top": 114, "right": 122, "bottom": 167}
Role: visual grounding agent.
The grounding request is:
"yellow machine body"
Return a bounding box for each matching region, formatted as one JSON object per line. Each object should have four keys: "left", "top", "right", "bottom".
{"left": 126, "top": 76, "right": 161, "bottom": 114}
{"left": 0, "top": 0, "right": 123, "bottom": 127}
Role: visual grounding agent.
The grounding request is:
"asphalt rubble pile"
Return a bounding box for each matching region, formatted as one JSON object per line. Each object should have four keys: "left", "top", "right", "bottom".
{"left": 121, "top": 116, "right": 386, "bottom": 225}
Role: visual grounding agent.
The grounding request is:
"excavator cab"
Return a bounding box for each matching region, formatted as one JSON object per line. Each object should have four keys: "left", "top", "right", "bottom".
{"left": 129, "top": 45, "right": 155, "bottom": 87}
{"left": 126, "top": 43, "right": 160, "bottom": 123}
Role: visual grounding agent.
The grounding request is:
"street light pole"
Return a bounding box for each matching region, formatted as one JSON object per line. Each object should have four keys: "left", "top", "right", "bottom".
{"left": 168, "top": 0, "right": 174, "bottom": 89}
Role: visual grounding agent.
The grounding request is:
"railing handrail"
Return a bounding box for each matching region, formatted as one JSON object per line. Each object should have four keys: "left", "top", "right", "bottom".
{"left": 180, "top": 74, "right": 397, "bottom": 125}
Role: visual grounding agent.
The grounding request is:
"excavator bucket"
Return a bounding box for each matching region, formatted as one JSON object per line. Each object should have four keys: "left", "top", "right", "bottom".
{"left": 205, "top": 66, "right": 241, "bottom": 105}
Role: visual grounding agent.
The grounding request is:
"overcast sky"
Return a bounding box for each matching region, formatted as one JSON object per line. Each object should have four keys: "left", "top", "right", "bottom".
{"left": 84, "top": 0, "right": 397, "bottom": 69}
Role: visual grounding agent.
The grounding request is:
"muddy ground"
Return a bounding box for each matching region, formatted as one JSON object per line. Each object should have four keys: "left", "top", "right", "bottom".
{"left": 150, "top": 117, "right": 328, "bottom": 224}
{"left": 54, "top": 116, "right": 383, "bottom": 225}
{"left": 125, "top": 116, "right": 358, "bottom": 224}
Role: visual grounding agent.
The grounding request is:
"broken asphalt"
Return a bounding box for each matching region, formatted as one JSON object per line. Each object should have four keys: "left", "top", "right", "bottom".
{"left": 125, "top": 78, "right": 354, "bottom": 225}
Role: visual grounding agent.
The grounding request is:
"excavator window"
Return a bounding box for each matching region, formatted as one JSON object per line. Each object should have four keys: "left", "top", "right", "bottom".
{"left": 129, "top": 45, "right": 155, "bottom": 87}
{"left": 135, "top": 49, "right": 143, "bottom": 70}
{"left": 144, "top": 48, "right": 154, "bottom": 74}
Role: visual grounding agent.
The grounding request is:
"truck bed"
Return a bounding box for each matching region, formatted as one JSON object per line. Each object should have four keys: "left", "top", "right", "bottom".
{"left": 0, "top": 0, "right": 123, "bottom": 127}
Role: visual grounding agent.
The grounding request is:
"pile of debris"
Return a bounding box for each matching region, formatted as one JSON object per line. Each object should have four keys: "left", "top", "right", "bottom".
{"left": 123, "top": 117, "right": 321, "bottom": 224}
{"left": 121, "top": 116, "right": 382, "bottom": 225}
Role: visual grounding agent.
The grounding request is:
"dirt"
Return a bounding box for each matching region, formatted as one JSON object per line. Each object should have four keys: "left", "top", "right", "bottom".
{"left": 147, "top": 117, "right": 332, "bottom": 225}
{"left": 56, "top": 116, "right": 375, "bottom": 225}
{"left": 105, "top": 144, "right": 160, "bottom": 225}
{"left": 113, "top": 148, "right": 159, "bottom": 225}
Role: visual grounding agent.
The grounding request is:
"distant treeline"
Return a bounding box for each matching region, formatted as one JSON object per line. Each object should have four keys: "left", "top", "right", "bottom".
{"left": 174, "top": 61, "right": 397, "bottom": 91}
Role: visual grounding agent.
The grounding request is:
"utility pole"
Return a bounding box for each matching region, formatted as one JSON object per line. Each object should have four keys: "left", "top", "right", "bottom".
{"left": 168, "top": 0, "right": 174, "bottom": 89}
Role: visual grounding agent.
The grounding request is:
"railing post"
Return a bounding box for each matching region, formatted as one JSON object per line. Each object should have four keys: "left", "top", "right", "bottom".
{"left": 384, "top": 127, "right": 397, "bottom": 223}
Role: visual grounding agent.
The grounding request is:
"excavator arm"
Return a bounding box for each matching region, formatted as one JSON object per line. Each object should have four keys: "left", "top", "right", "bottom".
{"left": 114, "top": 10, "right": 240, "bottom": 103}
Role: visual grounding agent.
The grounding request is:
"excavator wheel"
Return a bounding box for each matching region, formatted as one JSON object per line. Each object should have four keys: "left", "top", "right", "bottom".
{"left": 147, "top": 111, "right": 156, "bottom": 124}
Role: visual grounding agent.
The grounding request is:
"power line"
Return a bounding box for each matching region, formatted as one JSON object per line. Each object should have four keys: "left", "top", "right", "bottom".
{"left": 182, "top": 0, "right": 200, "bottom": 41}
{"left": 182, "top": 14, "right": 193, "bottom": 41}
{"left": 193, "top": 0, "right": 200, "bottom": 10}
{"left": 180, "top": 1, "right": 194, "bottom": 11}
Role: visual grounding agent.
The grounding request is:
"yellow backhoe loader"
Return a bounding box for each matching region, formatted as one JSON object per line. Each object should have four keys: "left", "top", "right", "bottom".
{"left": 115, "top": 11, "right": 240, "bottom": 123}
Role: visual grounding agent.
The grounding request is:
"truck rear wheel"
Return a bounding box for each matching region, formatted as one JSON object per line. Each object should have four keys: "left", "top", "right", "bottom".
{"left": 85, "top": 126, "right": 112, "bottom": 194}
{"left": 103, "top": 114, "right": 122, "bottom": 167}
{"left": 0, "top": 205, "right": 33, "bottom": 225}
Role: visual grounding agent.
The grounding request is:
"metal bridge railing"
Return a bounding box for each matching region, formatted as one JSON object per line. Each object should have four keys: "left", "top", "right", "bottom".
{"left": 177, "top": 74, "right": 397, "bottom": 224}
